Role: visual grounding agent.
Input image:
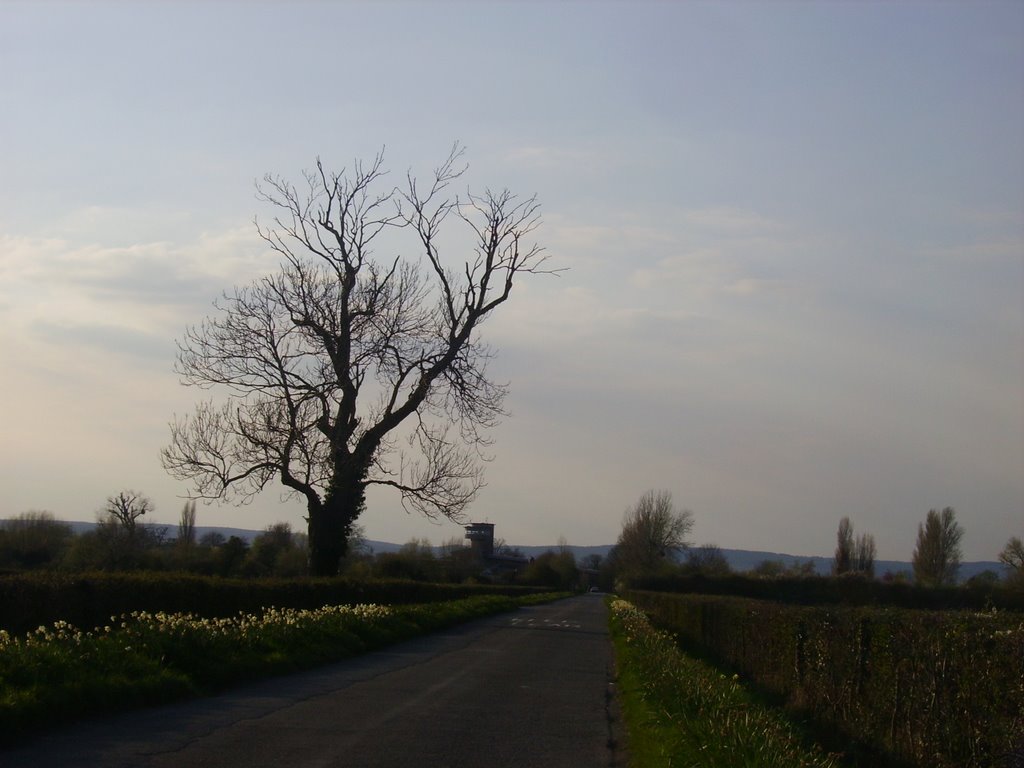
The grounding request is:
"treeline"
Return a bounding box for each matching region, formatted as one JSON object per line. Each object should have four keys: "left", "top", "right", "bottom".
{"left": 605, "top": 492, "right": 1024, "bottom": 596}
{"left": 625, "top": 589, "right": 1023, "bottom": 768}
{"left": 0, "top": 511, "right": 312, "bottom": 577}
{"left": 0, "top": 511, "right": 583, "bottom": 591}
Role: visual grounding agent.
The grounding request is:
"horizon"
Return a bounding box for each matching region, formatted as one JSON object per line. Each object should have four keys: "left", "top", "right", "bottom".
{"left": 2, "top": 2, "right": 1021, "bottom": 563}
{"left": 20, "top": 517, "right": 1010, "bottom": 569}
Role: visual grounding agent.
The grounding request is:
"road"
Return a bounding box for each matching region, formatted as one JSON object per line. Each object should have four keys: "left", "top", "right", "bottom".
{"left": 3, "top": 596, "right": 625, "bottom": 767}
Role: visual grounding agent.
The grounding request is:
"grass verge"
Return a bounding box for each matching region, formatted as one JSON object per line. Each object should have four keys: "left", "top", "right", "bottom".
{"left": 608, "top": 597, "right": 844, "bottom": 768}
{"left": 1, "top": 591, "right": 567, "bottom": 744}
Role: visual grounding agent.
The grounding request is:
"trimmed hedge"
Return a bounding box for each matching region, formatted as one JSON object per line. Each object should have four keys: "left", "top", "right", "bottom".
{"left": 625, "top": 590, "right": 1024, "bottom": 768}
{"left": 627, "top": 572, "right": 1024, "bottom": 612}
{"left": 0, "top": 572, "right": 548, "bottom": 635}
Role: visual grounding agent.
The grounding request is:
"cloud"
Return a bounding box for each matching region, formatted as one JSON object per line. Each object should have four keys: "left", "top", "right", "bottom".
{"left": 502, "top": 145, "right": 600, "bottom": 170}
{"left": 0, "top": 225, "right": 271, "bottom": 339}
{"left": 680, "top": 206, "right": 786, "bottom": 235}
{"left": 31, "top": 320, "right": 173, "bottom": 362}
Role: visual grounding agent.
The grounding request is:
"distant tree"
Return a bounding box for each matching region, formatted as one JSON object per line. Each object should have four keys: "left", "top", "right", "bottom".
{"left": 520, "top": 550, "right": 578, "bottom": 590}
{"left": 999, "top": 536, "right": 1024, "bottom": 572}
{"left": 579, "top": 553, "right": 604, "bottom": 572}
{"left": 789, "top": 559, "right": 818, "bottom": 577}
{"left": 375, "top": 538, "right": 439, "bottom": 581}
{"left": 833, "top": 517, "right": 854, "bottom": 575}
{"left": 854, "top": 533, "right": 876, "bottom": 577}
{"left": 999, "top": 536, "right": 1024, "bottom": 587}
{"left": 75, "top": 491, "right": 165, "bottom": 570}
{"left": 881, "top": 569, "right": 910, "bottom": 584}
{"left": 436, "top": 536, "right": 477, "bottom": 582}
{"left": 493, "top": 538, "right": 523, "bottom": 558}
{"left": 751, "top": 559, "right": 786, "bottom": 578}
{"left": 614, "top": 490, "right": 694, "bottom": 580}
{"left": 750, "top": 558, "right": 815, "bottom": 578}
{"left": 245, "top": 522, "right": 296, "bottom": 576}
{"left": 965, "top": 569, "right": 1001, "bottom": 589}
{"left": 833, "top": 518, "right": 876, "bottom": 578}
{"left": 267, "top": 526, "right": 309, "bottom": 577}
{"left": 218, "top": 536, "right": 249, "bottom": 576}
{"left": 162, "top": 146, "right": 554, "bottom": 577}
{"left": 199, "top": 531, "right": 226, "bottom": 548}
{"left": 0, "top": 511, "right": 73, "bottom": 569}
{"left": 103, "top": 490, "right": 153, "bottom": 538}
{"left": 912, "top": 507, "right": 963, "bottom": 587}
{"left": 177, "top": 500, "right": 197, "bottom": 548}
{"left": 684, "top": 544, "right": 732, "bottom": 576}
{"left": 438, "top": 536, "right": 468, "bottom": 559}
{"left": 345, "top": 524, "right": 372, "bottom": 558}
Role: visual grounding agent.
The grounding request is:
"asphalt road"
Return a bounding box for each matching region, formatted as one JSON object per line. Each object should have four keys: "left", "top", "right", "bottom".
{"left": 3, "top": 595, "right": 625, "bottom": 767}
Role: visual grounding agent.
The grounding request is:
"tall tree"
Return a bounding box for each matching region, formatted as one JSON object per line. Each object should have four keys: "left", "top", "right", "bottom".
{"left": 177, "top": 500, "right": 197, "bottom": 548}
{"left": 855, "top": 533, "right": 876, "bottom": 577}
{"left": 912, "top": 507, "right": 963, "bottom": 587}
{"left": 833, "top": 517, "right": 854, "bottom": 575}
{"left": 613, "top": 490, "right": 694, "bottom": 579}
{"left": 162, "top": 146, "right": 553, "bottom": 576}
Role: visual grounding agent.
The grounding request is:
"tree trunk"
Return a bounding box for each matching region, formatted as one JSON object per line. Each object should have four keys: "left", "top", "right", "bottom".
{"left": 307, "top": 476, "right": 366, "bottom": 577}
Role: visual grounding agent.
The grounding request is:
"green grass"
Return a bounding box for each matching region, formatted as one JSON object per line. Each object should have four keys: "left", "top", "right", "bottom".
{"left": 608, "top": 597, "right": 844, "bottom": 768}
{"left": 0, "top": 592, "right": 567, "bottom": 743}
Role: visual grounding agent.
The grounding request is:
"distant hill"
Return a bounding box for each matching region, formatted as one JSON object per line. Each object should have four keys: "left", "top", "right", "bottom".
{"left": 21, "top": 521, "right": 1010, "bottom": 582}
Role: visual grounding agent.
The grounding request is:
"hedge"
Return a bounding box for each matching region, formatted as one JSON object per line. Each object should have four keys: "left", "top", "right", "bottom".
{"left": 625, "top": 589, "right": 1024, "bottom": 768}
{"left": 0, "top": 572, "right": 548, "bottom": 635}
{"left": 626, "top": 573, "right": 1024, "bottom": 612}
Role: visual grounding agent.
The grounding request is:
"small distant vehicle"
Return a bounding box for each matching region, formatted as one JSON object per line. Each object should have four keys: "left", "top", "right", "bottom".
{"left": 588, "top": 587, "right": 601, "bottom": 593}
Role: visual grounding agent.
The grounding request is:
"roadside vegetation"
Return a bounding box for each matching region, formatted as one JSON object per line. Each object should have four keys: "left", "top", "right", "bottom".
{"left": 0, "top": 592, "right": 564, "bottom": 743}
{"left": 609, "top": 597, "right": 842, "bottom": 767}
{"left": 624, "top": 590, "right": 1023, "bottom": 767}
{"left": 607, "top": 492, "right": 1023, "bottom": 768}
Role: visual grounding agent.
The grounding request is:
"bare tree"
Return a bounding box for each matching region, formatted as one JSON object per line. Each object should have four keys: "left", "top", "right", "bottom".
{"left": 162, "top": 146, "right": 554, "bottom": 576}
{"left": 833, "top": 517, "right": 876, "bottom": 578}
{"left": 833, "top": 517, "right": 854, "bottom": 575}
{"left": 177, "top": 500, "right": 197, "bottom": 548}
{"left": 614, "top": 490, "right": 694, "bottom": 579}
{"left": 855, "top": 532, "right": 876, "bottom": 577}
{"left": 912, "top": 507, "right": 963, "bottom": 587}
{"left": 103, "top": 490, "right": 153, "bottom": 538}
{"left": 999, "top": 536, "right": 1023, "bottom": 586}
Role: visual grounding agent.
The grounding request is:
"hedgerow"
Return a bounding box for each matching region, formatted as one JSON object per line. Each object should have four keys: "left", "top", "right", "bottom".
{"left": 609, "top": 597, "right": 841, "bottom": 767}
{"left": 625, "top": 590, "right": 1024, "bottom": 767}
{"left": 626, "top": 572, "right": 1024, "bottom": 611}
{"left": 0, "top": 572, "right": 547, "bottom": 635}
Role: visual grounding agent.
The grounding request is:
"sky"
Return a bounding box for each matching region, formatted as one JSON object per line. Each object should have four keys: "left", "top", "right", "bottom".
{"left": 1, "top": 1, "right": 1022, "bottom": 562}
